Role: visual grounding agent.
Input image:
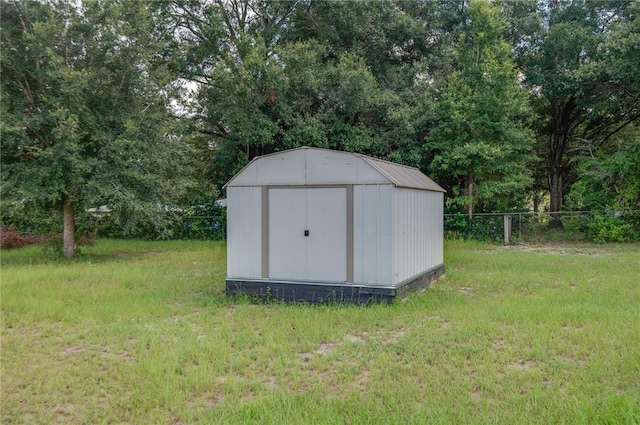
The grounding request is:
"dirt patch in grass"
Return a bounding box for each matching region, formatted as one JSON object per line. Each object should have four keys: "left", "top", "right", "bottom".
{"left": 299, "top": 333, "right": 368, "bottom": 361}
{"left": 292, "top": 333, "right": 376, "bottom": 396}
{"left": 427, "top": 316, "right": 451, "bottom": 328}
{"left": 460, "top": 286, "right": 473, "bottom": 295}
{"left": 189, "top": 392, "right": 224, "bottom": 410}
{"left": 471, "top": 385, "right": 483, "bottom": 401}
{"left": 317, "top": 342, "right": 339, "bottom": 355}
{"left": 355, "top": 368, "right": 370, "bottom": 395}
{"left": 54, "top": 403, "right": 75, "bottom": 422}
{"left": 345, "top": 334, "right": 367, "bottom": 344}
{"left": 382, "top": 329, "right": 406, "bottom": 345}
{"left": 500, "top": 244, "right": 611, "bottom": 256}
{"left": 60, "top": 345, "right": 134, "bottom": 365}
{"left": 298, "top": 342, "right": 339, "bottom": 361}
{"left": 60, "top": 346, "right": 86, "bottom": 355}
{"left": 491, "top": 338, "right": 507, "bottom": 352}
{"left": 508, "top": 359, "right": 535, "bottom": 371}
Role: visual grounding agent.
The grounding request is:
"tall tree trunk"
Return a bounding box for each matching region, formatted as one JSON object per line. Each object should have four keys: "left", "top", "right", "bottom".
{"left": 63, "top": 202, "right": 75, "bottom": 258}
{"left": 549, "top": 167, "right": 564, "bottom": 229}
{"left": 547, "top": 100, "right": 574, "bottom": 230}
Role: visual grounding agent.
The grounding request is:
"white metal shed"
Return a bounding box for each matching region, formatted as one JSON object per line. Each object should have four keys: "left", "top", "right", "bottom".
{"left": 224, "top": 147, "right": 445, "bottom": 303}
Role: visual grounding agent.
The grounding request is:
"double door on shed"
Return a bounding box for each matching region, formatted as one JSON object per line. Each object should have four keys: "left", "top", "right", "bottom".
{"left": 268, "top": 187, "right": 347, "bottom": 282}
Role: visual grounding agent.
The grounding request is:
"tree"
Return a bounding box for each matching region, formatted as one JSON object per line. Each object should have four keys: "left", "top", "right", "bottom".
{"left": 166, "top": 0, "right": 482, "bottom": 193}
{"left": 282, "top": 0, "right": 467, "bottom": 168}
{"left": 163, "top": 0, "right": 300, "bottom": 190}
{"left": 1, "top": 0, "right": 193, "bottom": 257}
{"left": 507, "top": 0, "right": 640, "bottom": 227}
{"left": 566, "top": 124, "right": 640, "bottom": 211}
{"left": 425, "top": 0, "right": 534, "bottom": 217}
{"left": 167, "top": 0, "right": 414, "bottom": 191}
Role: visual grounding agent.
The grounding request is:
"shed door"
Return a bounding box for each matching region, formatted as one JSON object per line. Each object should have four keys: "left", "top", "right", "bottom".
{"left": 269, "top": 188, "right": 346, "bottom": 282}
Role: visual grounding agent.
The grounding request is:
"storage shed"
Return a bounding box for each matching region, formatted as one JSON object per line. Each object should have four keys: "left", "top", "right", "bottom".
{"left": 225, "top": 147, "right": 445, "bottom": 304}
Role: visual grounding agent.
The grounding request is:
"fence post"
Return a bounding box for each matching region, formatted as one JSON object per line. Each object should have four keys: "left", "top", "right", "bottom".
{"left": 504, "top": 214, "right": 512, "bottom": 245}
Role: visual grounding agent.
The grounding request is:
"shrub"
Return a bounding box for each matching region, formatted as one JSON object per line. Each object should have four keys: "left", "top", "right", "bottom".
{"left": 620, "top": 210, "right": 640, "bottom": 235}
{"left": 0, "top": 226, "right": 45, "bottom": 249}
{"left": 178, "top": 202, "right": 226, "bottom": 240}
{"left": 444, "top": 213, "right": 505, "bottom": 242}
{"left": 586, "top": 214, "right": 637, "bottom": 243}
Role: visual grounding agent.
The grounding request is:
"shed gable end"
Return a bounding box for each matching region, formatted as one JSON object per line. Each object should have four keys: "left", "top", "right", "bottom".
{"left": 225, "top": 147, "right": 443, "bottom": 192}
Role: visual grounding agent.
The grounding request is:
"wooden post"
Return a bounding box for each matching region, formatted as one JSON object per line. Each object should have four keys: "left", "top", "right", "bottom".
{"left": 63, "top": 202, "right": 75, "bottom": 258}
{"left": 504, "top": 214, "right": 512, "bottom": 245}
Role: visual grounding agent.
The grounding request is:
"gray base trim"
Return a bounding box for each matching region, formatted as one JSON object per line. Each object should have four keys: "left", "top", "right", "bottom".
{"left": 225, "top": 264, "right": 445, "bottom": 305}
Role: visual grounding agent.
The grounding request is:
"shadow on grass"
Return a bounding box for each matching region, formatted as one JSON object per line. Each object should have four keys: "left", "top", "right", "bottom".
{"left": 2, "top": 237, "right": 215, "bottom": 267}
{"left": 0, "top": 244, "right": 161, "bottom": 267}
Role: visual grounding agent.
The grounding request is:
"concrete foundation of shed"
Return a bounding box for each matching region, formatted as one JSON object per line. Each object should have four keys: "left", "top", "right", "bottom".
{"left": 226, "top": 264, "right": 445, "bottom": 305}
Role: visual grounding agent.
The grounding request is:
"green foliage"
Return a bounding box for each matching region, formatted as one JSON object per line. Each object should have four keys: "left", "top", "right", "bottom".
{"left": 166, "top": 0, "right": 461, "bottom": 192}
{"left": 443, "top": 212, "right": 469, "bottom": 234}
{"left": 586, "top": 214, "right": 639, "bottom": 244}
{"left": 508, "top": 0, "right": 640, "bottom": 216}
{"left": 197, "top": 34, "right": 393, "bottom": 190}
{"left": 426, "top": 0, "right": 534, "bottom": 214}
{"left": 0, "top": 0, "right": 194, "bottom": 252}
{"left": 444, "top": 213, "right": 509, "bottom": 242}
{"left": 0, "top": 199, "right": 61, "bottom": 236}
{"left": 442, "top": 211, "right": 637, "bottom": 243}
{"left": 163, "top": 0, "right": 639, "bottom": 217}
{"left": 566, "top": 125, "right": 640, "bottom": 212}
{"left": 179, "top": 201, "right": 227, "bottom": 240}
{"left": 1, "top": 0, "right": 637, "bottom": 244}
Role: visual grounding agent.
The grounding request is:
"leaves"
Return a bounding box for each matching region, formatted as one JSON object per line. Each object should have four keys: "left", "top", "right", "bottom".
{"left": 426, "top": 0, "right": 534, "bottom": 214}
{"left": 508, "top": 0, "right": 640, "bottom": 216}
{"left": 2, "top": 0, "right": 638, "bottom": 244}
{"left": 1, "top": 0, "right": 194, "bottom": 250}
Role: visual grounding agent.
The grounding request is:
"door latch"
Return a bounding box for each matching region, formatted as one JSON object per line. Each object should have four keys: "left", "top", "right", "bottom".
{"left": 304, "top": 230, "right": 310, "bottom": 237}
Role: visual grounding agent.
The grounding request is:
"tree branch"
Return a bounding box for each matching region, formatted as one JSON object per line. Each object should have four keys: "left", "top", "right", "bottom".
{"left": 14, "top": 79, "right": 35, "bottom": 104}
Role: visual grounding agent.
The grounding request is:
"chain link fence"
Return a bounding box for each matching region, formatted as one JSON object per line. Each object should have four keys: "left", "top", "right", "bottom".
{"left": 179, "top": 215, "right": 226, "bottom": 240}
{"left": 444, "top": 210, "right": 640, "bottom": 244}
{"left": 179, "top": 210, "right": 640, "bottom": 243}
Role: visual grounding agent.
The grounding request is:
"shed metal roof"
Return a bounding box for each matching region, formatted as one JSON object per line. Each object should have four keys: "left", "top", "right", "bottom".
{"left": 358, "top": 155, "right": 445, "bottom": 192}
{"left": 225, "top": 147, "right": 445, "bottom": 192}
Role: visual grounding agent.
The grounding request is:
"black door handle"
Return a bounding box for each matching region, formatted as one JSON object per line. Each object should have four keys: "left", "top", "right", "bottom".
{"left": 304, "top": 230, "right": 309, "bottom": 237}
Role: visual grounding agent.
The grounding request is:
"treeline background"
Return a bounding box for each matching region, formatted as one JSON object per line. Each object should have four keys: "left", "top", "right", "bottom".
{"left": 1, "top": 0, "right": 639, "bottom": 250}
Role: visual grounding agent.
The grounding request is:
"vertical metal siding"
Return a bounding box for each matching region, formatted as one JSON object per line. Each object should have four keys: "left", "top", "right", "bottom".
{"left": 227, "top": 186, "right": 262, "bottom": 278}
{"left": 432, "top": 191, "right": 444, "bottom": 265}
{"left": 393, "top": 189, "right": 443, "bottom": 284}
{"left": 353, "top": 184, "right": 393, "bottom": 285}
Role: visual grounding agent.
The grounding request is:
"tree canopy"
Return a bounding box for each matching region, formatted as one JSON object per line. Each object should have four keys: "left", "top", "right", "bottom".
{"left": 1, "top": 0, "right": 194, "bottom": 256}
{"left": 505, "top": 0, "right": 640, "bottom": 225}
{"left": 426, "top": 0, "right": 534, "bottom": 216}
{"left": 1, "top": 0, "right": 639, "bottom": 252}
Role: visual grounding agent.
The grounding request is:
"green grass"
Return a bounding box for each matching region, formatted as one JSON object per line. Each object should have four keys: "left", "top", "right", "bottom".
{"left": 1, "top": 239, "right": 639, "bottom": 424}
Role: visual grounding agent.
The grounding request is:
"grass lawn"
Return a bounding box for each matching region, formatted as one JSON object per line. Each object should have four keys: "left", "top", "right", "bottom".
{"left": 1, "top": 239, "right": 639, "bottom": 424}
